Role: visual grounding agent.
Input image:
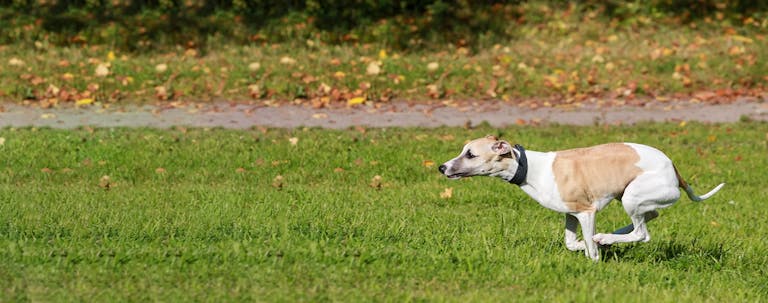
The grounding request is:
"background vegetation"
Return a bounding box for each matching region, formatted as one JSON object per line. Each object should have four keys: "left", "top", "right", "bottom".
{"left": 2, "top": 0, "right": 768, "bottom": 51}
{"left": 1, "top": 1, "right": 767, "bottom": 104}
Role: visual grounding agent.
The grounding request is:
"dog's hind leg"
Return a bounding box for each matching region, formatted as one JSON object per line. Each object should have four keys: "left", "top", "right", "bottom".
{"left": 593, "top": 173, "right": 680, "bottom": 246}
{"left": 611, "top": 210, "right": 659, "bottom": 235}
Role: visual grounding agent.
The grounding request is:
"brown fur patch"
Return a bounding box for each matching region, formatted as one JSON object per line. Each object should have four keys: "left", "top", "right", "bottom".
{"left": 552, "top": 143, "right": 642, "bottom": 212}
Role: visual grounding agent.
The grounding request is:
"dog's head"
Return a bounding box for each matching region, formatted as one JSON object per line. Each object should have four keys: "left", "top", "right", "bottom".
{"left": 438, "top": 135, "right": 521, "bottom": 179}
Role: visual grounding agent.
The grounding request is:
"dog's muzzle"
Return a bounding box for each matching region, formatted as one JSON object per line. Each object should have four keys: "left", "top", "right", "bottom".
{"left": 438, "top": 164, "right": 447, "bottom": 174}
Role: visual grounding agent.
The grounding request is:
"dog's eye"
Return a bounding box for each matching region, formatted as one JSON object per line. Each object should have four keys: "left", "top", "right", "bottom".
{"left": 465, "top": 150, "right": 477, "bottom": 159}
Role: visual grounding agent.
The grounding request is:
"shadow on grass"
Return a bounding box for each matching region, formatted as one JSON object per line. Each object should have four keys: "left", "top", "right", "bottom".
{"left": 601, "top": 240, "right": 728, "bottom": 266}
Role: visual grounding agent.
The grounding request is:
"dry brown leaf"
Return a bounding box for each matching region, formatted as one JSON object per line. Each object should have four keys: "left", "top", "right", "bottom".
{"left": 369, "top": 175, "right": 382, "bottom": 189}
{"left": 99, "top": 175, "right": 111, "bottom": 189}
{"left": 272, "top": 175, "right": 284, "bottom": 189}
{"left": 440, "top": 187, "right": 453, "bottom": 199}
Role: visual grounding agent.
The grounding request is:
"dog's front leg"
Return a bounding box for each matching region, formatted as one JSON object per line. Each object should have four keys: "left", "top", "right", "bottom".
{"left": 574, "top": 211, "right": 600, "bottom": 261}
{"left": 564, "top": 214, "right": 586, "bottom": 251}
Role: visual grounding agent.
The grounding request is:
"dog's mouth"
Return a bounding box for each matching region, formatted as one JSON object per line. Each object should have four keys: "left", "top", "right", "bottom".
{"left": 445, "top": 173, "right": 465, "bottom": 180}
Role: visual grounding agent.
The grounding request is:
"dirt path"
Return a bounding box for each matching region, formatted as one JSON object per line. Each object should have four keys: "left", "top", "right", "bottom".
{"left": 1, "top": 100, "right": 767, "bottom": 129}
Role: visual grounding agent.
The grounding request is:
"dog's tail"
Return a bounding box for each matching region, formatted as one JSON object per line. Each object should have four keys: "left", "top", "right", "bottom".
{"left": 674, "top": 165, "right": 725, "bottom": 202}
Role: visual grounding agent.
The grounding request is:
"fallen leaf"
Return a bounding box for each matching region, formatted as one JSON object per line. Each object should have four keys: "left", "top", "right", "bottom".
{"left": 8, "top": 57, "right": 25, "bottom": 66}
{"left": 41, "top": 168, "right": 53, "bottom": 173}
{"left": 728, "top": 45, "right": 745, "bottom": 56}
{"left": 155, "top": 63, "right": 168, "bottom": 73}
{"left": 95, "top": 63, "right": 110, "bottom": 77}
{"left": 248, "top": 84, "right": 261, "bottom": 99}
{"left": 155, "top": 167, "right": 166, "bottom": 174}
{"left": 312, "top": 113, "right": 328, "bottom": 119}
{"left": 347, "top": 97, "right": 366, "bottom": 106}
{"left": 272, "top": 175, "right": 284, "bottom": 189}
{"left": 236, "top": 167, "right": 247, "bottom": 173}
{"left": 280, "top": 57, "right": 296, "bottom": 65}
{"left": 76, "top": 98, "right": 94, "bottom": 106}
{"left": 426, "top": 84, "right": 441, "bottom": 99}
{"left": 288, "top": 137, "right": 299, "bottom": 146}
{"left": 369, "top": 175, "right": 382, "bottom": 189}
{"left": 46, "top": 84, "right": 60, "bottom": 96}
{"left": 423, "top": 160, "right": 435, "bottom": 168}
{"left": 732, "top": 35, "right": 754, "bottom": 43}
{"left": 427, "top": 62, "right": 439, "bottom": 72}
{"left": 99, "top": 175, "right": 111, "bottom": 189}
{"left": 155, "top": 86, "right": 169, "bottom": 100}
{"left": 318, "top": 83, "right": 332, "bottom": 94}
{"left": 366, "top": 61, "right": 381, "bottom": 76}
{"left": 334, "top": 167, "right": 345, "bottom": 172}
{"left": 440, "top": 187, "right": 453, "bottom": 199}
{"left": 248, "top": 62, "right": 261, "bottom": 71}
{"left": 0, "top": 137, "right": 5, "bottom": 146}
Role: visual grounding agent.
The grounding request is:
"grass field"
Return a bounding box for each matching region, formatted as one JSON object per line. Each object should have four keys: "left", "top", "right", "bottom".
{"left": 0, "top": 122, "right": 766, "bottom": 301}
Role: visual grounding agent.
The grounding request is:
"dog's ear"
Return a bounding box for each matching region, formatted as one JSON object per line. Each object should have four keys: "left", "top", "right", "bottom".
{"left": 485, "top": 135, "right": 498, "bottom": 141}
{"left": 491, "top": 140, "right": 512, "bottom": 156}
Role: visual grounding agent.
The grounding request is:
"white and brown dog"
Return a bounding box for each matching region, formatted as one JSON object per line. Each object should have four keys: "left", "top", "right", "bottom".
{"left": 438, "top": 136, "right": 724, "bottom": 261}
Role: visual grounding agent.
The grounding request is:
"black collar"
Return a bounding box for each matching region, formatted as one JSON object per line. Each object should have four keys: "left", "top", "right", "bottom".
{"left": 508, "top": 144, "right": 528, "bottom": 185}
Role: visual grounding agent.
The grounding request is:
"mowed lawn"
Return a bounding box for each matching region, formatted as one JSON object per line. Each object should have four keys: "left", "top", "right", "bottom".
{"left": 0, "top": 122, "right": 766, "bottom": 302}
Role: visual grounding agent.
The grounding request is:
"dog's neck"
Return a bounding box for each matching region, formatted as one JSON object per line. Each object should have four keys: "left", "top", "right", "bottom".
{"left": 502, "top": 144, "right": 527, "bottom": 185}
{"left": 491, "top": 148, "right": 546, "bottom": 187}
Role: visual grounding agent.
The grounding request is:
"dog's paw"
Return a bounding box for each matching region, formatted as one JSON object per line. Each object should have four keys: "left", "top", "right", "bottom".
{"left": 592, "top": 233, "right": 616, "bottom": 246}
{"left": 566, "top": 240, "right": 586, "bottom": 251}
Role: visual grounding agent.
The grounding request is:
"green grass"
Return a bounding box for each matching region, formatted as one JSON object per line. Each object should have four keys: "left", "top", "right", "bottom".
{"left": 1, "top": 123, "right": 767, "bottom": 301}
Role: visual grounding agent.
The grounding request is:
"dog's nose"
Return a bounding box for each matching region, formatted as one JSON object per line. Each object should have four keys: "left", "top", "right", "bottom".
{"left": 438, "top": 164, "right": 447, "bottom": 174}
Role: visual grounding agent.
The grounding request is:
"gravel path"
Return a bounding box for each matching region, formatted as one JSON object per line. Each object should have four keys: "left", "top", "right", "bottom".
{"left": 1, "top": 100, "right": 767, "bottom": 129}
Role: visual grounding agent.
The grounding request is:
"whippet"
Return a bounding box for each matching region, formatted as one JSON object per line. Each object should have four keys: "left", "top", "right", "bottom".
{"left": 438, "top": 135, "right": 724, "bottom": 261}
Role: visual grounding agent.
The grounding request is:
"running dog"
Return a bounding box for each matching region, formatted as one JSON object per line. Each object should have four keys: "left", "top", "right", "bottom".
{"left": 438, "top": 135, "right": 724, "bottom": 261}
